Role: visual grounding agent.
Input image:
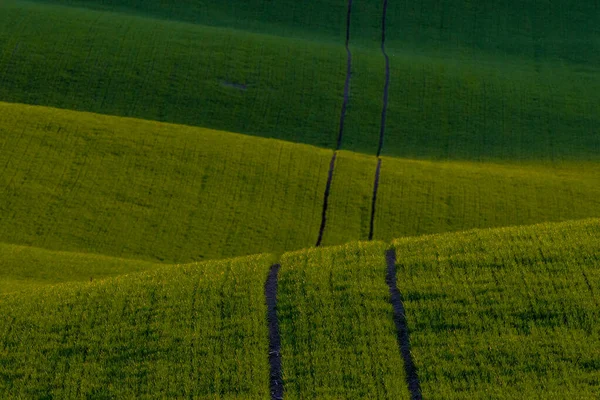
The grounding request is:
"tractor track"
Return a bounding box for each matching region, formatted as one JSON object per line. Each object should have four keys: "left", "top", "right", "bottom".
{"left": 265, "top": 264, "right": 284, "bottom": 399}
{"left": 385, "top": 249, "right": 422, "bottom": 399}
{"left": 316, "top": 0, "right": 353, "bottom": 247}
{"left": 369, "top": 0, "right": 391, "bottom": 241}
{"left": 368, "top": 158, "right": 382, "bottom": 240}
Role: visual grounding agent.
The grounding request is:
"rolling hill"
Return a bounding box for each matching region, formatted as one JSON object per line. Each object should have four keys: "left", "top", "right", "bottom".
{"left": 1, "top": 219, "right": 598, "bottom": 398}
{"left": 2, "top": 102, "right": 599, "bottom": 264}
{"left": 1, "top": 0, "right": 599, "bottom": 397}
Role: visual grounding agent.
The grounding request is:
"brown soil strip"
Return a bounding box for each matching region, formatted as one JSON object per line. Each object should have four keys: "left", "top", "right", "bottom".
{"left": 386, "top": 249, "right": 422, "bottom": 399}
{"left": 265, "top": 264, "right": 284, "bottom": 399}
{"left": 368, "top": 158, "right": 382, "bottom": 240}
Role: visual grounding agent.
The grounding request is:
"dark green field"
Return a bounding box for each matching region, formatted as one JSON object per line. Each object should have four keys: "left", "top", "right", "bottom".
{"left": 1, "top": 0, "right": 599, "bottom": 398}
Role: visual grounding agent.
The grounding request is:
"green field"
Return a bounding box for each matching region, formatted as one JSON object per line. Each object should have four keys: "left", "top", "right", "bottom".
{"left": 1, "top": 220, "right": 598, "bottom": 397}
{"left": 2, "top": 102, "right": 599, "bottom": 264}
{"left": 0, "top": 254, "right": 273, "bottom": 398}
{"left": 394, "top": 219, "right": 600, "bottom": 398}
{"left": 1, "top": 0, "right": 599, "bottom": 397}
{"left": 1, "top": 0, "right": 598, "bottom": 159}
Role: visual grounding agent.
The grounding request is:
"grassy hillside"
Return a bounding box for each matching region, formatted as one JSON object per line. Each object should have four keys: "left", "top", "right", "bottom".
{"left": 0, "top": 102, "right": 331, "bottom": 262}
{"left": 393, "top": 218, "right": 600, "bottom": 398}
{"left": 32, "top": 0, "right": 600, "bottom": 65}
{"left": 1, "top": 1, "right": 598, "bottom": 160}
{"left": 278, "top": 241, "right": 410, "bottom": 398}
{"left": 0, "top": 242, "right": 160, "bottom": 294}
{"left": 0, "top": 253, "right": 273, "bottom": 398}
{"left": 2, "top": 102, "right": 600, "bottom": 262}
{"left": 322, "top": 151, "right": 600, "bottom": 245}
{"left": 1, "top": 220, "right": 598, "bottom": 398}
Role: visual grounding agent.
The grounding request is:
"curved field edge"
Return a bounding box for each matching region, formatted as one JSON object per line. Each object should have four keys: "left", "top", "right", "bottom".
{"left": 0, "top": 101, "right": 331, "bottom": 263}
{"left": 0, "top": 253, "right": 276, "bottom": 398}
{"left": 2, "top": 102, "right": 600, "bottom": 263}
{"left": 0, "top": 218, "right": 598, "bottom": 398}
{"left": 0, "top": 242, "right": 162, "bottom": 294}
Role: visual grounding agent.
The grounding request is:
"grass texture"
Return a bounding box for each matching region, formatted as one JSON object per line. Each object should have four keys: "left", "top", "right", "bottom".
{"left": 2, "top": 103, "right": 600, "bottom": 262}
{"left": 393, "top": 218, "right": 600, "bottom": 398}
{"left": 32, "top": 0, "right": 600, "bottom": 65}
{"left": 1, "top": 1, "right": 598, "bottom": 160}
{"left": 0, "top": 242, "right": 160, "bottom": 294}
{"left": 1, "top": 220, "right": 598, "bottom": 398}
{"left": 0, "top": 102, "right": 331, "bottom": 262}
{"left": 0, "top": 254, "right": 273, "bottom": 398}
{"left": 277, "top": 241, "right": 410, "bottom": 399}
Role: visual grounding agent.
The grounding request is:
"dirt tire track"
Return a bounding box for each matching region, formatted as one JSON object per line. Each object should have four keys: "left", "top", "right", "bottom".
{"left": 369, "top": 0, "right": 391, "bottom": 241}
{"left": 316, "top": 0, "right": 354, "bottom": 246}
{"left": 265, "top": 264, "right": 284, "bottom": 399}
{"left": 385, "top": 249, "right": 422, "bottom": 399}
{"left": 336, "top": 0, "right": 354, "bottom": 150}
{"left": 316, "top": 152, "right": 338, "bottom": 247}
{"left": 377, "top": 0, "right": 391, "bottom": 157}
{"left": 368, "top": 159, "right": 382, "bottom": 240}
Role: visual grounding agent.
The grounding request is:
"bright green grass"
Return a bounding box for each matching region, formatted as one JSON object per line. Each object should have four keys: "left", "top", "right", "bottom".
{"left": 0, "top": 101, "right": 331, "bottom": 262}
{"left": 1, "top": 220, "right": 598, "bottom": 397}
{"left": 0, "top": 254, "right": 273, "bottom": 398}
{"left": 2, "top": 103, "right": 600, "bottom": 262}
{"left": 1, "top": 1, "right": 599, "bottom": 160}
{"left": 393, "top": 218, "right": 600, "bottom": 398}
{"left": 278, "top": 241, "right": 410, "bottom": 399}
{"left": 323, "top": 151, "right": 600, "bottom": 243}
{"left": 0, "top": 242, "right": 160, "bottom": 294}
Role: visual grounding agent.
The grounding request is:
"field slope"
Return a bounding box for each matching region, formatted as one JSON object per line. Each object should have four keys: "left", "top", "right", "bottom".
{"left": 0, "top": 254, "right": 274, "bottom": 398}
{"left": 2, "top": 102, "right": 600, "bottom": 263}
{"left": 1, "top": 0, "right": 598, "bottom": 159}
{"left": 0, "top": 219, "right": 598, "bottom": 398}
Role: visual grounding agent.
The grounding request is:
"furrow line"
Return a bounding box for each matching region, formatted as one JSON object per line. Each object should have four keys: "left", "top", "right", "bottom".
{"left": 336, "top": 0, "right": 353, "bottom": 150}
{"left": 265, "top": 264, "right": 284, "bottom": 400}
{"left": 316, "top": 152, "right": 337, "bottom": 247}
{"left": 377, "top": 0, "right": 391, "bottom": 158}
{"left": 368, "top": 158, "right": 382, "bottom": 240}
{"left": 316, "top": 0, "right": 353, "bottom": 246}
{"left": 385, "top": 249, "right": 422, "bottom": 399}
{"left": 369, "top": 0, "right": 391, "bottom": 241}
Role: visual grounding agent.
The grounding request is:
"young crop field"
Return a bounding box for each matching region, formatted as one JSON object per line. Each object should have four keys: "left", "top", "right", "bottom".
{"left": 0, "top": 254, "right": 273, "bottom": 398}
{"left": 0, "top": 102, "right": 331, "bottom": 262}
{"left": 277, "top": 241, "right": 411, "bottom": 398}
{"left": 2, "top": 103, "right": 600, "bottom": 264}
{"left": 393, "top": 219, "right": 600, "bottom": 398}
{"left": 1, "top": 0, "right": 599, "bottom": 397}
{"left": 372, "top": 157, "right": 600, "bottom": 240}
{"left": 1, "top": 220, "right": 598, "bottom": 398}
{"left": 0, "top": 0, "right": 346, "bottom": 149}
{"left": 32, "top": 0, "right": 600, "bottom": 66}
{"left": 1, "top": 1, "right": 598, "bottom": 161}
{"left": 0, "top": 243, "right": 160, "bottom": 295}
